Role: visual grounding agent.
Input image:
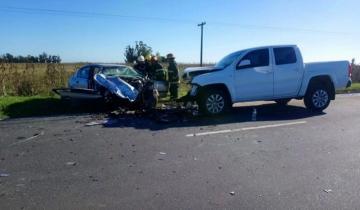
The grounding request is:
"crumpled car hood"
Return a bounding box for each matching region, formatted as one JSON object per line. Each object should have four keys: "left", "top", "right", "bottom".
{"left": 94, "top": 73, "right": 139, "bottom": 102}
{"left": 183, "top": 66, "right": 223, "bottom": 81}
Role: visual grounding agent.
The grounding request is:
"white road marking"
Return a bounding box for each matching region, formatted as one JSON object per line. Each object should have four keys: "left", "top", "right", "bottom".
{"left": 337, "top": 93, "right": 360, "bottom": 97}
{"left": 186, "top": 121, "right": 307, "bottom": 137}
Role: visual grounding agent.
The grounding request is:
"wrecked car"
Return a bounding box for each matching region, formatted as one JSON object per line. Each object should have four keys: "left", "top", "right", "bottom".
{"left": 53, "top": 64, "right": 169, "bottom": 110}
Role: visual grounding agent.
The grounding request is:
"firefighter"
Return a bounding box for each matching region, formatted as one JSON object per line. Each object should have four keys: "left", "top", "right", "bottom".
{"left": 166, "top": 53, "right": 180, "bottom": 100}
{"left": 150, "top": 55, "right": 163, "bottom": 80}
{"left": 145, "top": 55, "right": 152, "bottom": 78}
{"left": 133, "top": 56, "right": 147, "bottom": 76}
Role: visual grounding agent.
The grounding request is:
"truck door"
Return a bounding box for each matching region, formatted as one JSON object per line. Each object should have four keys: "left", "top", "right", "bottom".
{"left": 234, "top": 48, "right": 274, "bottom": 101}
{"left": 273, "top": 47, "right": 303, "bottom": 97}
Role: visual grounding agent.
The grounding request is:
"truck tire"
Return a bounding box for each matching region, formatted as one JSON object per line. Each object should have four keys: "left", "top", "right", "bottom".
{"left": 198, "top": 89, "right": 231, "bottom": 115}
{"left": 275, "top": 99, "right": 291, "bottom": 106}
{"left": 304, "top": 84, "right": 331, "bottom": 112}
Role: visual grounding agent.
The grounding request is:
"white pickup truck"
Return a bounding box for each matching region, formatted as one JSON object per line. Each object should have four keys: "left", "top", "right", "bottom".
{"left": 184, "top": 45, "right": 352, "bottom": 115}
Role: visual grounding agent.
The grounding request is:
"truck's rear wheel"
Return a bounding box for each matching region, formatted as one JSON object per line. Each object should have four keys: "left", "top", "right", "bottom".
{"left": 304, "top": 84, "right": 331, "bottom": 112}
{"left": 198, "top": 89, "right": 231, "bottom": 115}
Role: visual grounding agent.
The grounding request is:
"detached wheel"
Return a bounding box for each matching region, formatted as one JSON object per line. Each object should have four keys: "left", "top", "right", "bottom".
{"left": 304, "top": 85, "right": 331, "bottom": 112}
{"left": 102, "top": 90, "right": 113, "bottom": 105}
{"left": 275, "top": 99, "right": 291, "bottom": 106}
{"left": 101, "top": 90, "right": 117, "bottom": 110}
{"left": 198, "top": 89, "right": 231, "bottom": 115}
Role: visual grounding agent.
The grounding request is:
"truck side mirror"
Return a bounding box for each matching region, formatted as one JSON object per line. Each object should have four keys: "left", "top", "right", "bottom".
{"left": 237, "top": 59, "right": 251, "bottom": 69}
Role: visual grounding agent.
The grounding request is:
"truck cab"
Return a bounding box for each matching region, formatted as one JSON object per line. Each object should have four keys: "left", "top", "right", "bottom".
{"left": 185, "top": 45, "right": 351, "bottom": 115}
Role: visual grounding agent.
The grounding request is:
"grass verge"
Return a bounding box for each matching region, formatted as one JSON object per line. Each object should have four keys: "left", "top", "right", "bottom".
{"left": 0, "top": 95, "right": 105, "bottom": 119}
{"left": 336, "top": 82, "right": 360, "bottom": 94}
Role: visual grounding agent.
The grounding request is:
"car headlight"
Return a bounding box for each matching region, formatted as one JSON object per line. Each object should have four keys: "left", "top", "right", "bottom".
{"left": 189, "top": 84, "right": 199, "bottom": 96}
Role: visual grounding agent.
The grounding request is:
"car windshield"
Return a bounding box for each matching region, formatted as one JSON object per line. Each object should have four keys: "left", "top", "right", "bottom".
{"left": 215, "top": 51, "right": 243, "bottom": 68}
{"left": 101, "top": 66, "right": 142, "bottom": 78}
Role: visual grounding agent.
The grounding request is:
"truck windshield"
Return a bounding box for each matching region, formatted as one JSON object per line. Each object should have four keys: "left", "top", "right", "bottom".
{"left": 102, "top": 66, "right": 142, "bottom": 78}
{"left": 215, "top": 51, "right": 243, "bottom": 68}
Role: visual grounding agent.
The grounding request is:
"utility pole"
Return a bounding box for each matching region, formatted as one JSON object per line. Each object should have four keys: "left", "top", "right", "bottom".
{"left": 198, "top": 22, "right": 206, "bottom": 66}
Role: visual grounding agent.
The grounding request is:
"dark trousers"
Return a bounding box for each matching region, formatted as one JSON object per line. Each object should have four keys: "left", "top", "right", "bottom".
{"left": 169, "top": 83, "right": 179, "bottom": 100}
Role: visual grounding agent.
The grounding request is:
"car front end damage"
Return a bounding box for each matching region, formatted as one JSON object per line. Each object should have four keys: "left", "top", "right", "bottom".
{"left": 54, "top": 73, "right": 159, "bottom": 111}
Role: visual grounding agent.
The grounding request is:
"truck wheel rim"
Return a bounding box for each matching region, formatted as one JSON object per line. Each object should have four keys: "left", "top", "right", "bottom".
{"left": 206, "top": 94, "right": 225, "bottom": 114}
{"left": 312, "top": 89, "right": 328, "bottom": 108}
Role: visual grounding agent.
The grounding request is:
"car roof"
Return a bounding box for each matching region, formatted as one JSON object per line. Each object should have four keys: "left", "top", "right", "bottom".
{"left": 90, "top": 63, "right": 129, "bottom": 68}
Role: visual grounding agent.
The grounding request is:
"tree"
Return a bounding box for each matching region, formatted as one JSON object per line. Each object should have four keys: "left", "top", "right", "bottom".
{"left": 0, "top": 53, "right": 61, "bottom": 63}
{"left": 124, "top": 41, "right": 152, "bottom": 63}
{"left": 38, "top": 52, "right": 48, "bottom": 63}
{"left": 4, "top": 53, "right": 14, "bottom": 62}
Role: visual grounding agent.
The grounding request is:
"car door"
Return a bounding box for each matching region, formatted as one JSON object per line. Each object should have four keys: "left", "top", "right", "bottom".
{"left": 273, "top": 47, "right": 303, "bottom": 97}
{"left": 73, "top": 66, "right": 90, "bottom": 89}
{"left": 234, "top": 48, "right": 274, "bottom": 101}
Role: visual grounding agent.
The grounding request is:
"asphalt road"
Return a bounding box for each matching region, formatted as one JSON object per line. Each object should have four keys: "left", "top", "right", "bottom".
{"left": 1, "top": 94, "right": 360, "bottom": 209}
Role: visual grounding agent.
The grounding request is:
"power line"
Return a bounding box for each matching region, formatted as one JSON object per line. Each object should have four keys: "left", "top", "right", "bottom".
{"left": 0, "top": 6, "right": 356, "bottom": 35}
{"left": 209, "top": 21, "right": 351, "bottom": 35}
{"left": 0, "top": 6, "right": 197, "bottom": 24}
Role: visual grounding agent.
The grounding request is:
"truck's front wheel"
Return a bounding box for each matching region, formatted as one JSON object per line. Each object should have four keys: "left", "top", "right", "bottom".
{"left": 304, "top": 85, "right": 331, "bottom": 112}
{"left": 198, "top": 89, "right": 231, "bottom": 115}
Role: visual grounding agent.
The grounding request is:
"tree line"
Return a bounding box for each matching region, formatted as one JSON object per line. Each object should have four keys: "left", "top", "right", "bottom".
{"left": 124, "top": 41, "right": 166, "bottom": 63}
{"left": 0, "top": 53, "right": 61, "bottom": 63}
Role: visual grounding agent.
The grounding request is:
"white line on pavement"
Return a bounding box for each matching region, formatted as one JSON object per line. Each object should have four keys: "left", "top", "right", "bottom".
{"left": 337, "top": 93, "right": 360, "bottom": 97}
{"left": 186, "top": 121, "right": 307, "bottom": 137}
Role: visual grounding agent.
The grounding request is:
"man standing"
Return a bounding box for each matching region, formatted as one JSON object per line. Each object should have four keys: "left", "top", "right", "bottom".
{"left": 150, "top": 55, "right": 163, "bottom": 80}
{"left": 166, "top": 53, "right": 180, "bottom": 100}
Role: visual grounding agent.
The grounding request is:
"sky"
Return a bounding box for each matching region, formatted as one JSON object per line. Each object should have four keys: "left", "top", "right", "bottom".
{"left": 0, "top": 0, "right": 359, "bottom": 63}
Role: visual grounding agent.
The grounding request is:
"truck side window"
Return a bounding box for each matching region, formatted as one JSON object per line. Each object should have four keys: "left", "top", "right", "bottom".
{"left": 274, "top": 47, "right": 297, "bottom": 65}
{"left": 77, "top": 67, "right": 90, "bottom": 79}
{"left": 238, "top": 49, "right": 269, "bottom": 69}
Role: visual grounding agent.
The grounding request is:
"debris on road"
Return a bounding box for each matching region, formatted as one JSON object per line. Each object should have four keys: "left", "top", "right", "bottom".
{"left": 323, "top": 189, "right": 333, "bottom": 193}
{"left": 85, "top": 120, "right": 108, "bottom": 126}
{"left": 10, "top": 131, "right": 45, "bottom": 146}
{"left": 66, "top": 161, "right": 77, "bottom": 166}
{"left": 252, "top": 108, "right": 257, "bottom": 121}
{"left": 152, "top": 102, "right": 199, "bottom": 123}
{"left": 159, "top": 152, "right": 167, "bottom": 155}
{"left": 0, "top": 173, "right": 10, "bottom": 177}
{"left": 229, "top": 191, "right": 235, "bottom": 196}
